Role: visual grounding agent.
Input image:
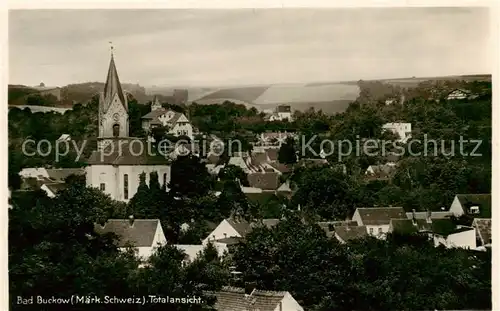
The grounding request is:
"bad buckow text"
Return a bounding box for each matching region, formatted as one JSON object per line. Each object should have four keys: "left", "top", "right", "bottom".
{"left": 17, "top": 295, "right": 203, "bottom": 305}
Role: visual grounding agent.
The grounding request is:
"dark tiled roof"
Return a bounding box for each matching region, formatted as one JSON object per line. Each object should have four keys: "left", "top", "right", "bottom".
{"left": 334, "top": 226, "right": 368, "bottom": 242}
{"left": 405, "top": 211, "right": 452, "bottom": 220}
{"left": 94, "top": 219, "right": 160, "bottom": 247}
{"left": 269, "top": 162, "right": 292, "bottom": 173}
{"left": 225, "top": 218, "right": 280, "bottom": 238}
{"left": 45, "top": 168, "right": 85, "bottom": 182}
{"left": 247, "top": 172, "right": 280, "bottom": 190}
{"left": 390, "top": 218, "right": 433, "bottom": 234}
{"left": 456, "top": 194, "right": 491, "bottom": 218}
{"left": 431, "top": 219, "right": 470, "bottom": 237}
{"left": 473, "top": 218, "right": 492, "bottom": 245}
{"left": 250, "top": 152, "right": 269, "bottom": 166}
{"left": 317, "top": 221, "right": 358, "bottom": 236}
{"left": 142, "top": 109, "right": 184, "bottom": 125}
{"left": 265, "top": 149, "right": 279, "bottom": 162}
{"left": 276, "top": 105, "right": 291, "bottom": 113}
{"left": 208, "top": 286, "right": 288, "bottom": 311}
{"left": 86, "top": 139, "right": 171, "bottom": 165}
{"left": 356, "top": 207, "right": 406, "bottom": 225}
{"left": 225, "top": 218, "right": 252, "bottom": 237}
{"left": 44, "top": 182, "right": 68, "bottom": 194}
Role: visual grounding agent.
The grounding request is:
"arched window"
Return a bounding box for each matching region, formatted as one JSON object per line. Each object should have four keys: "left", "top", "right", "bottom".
{"left": 113, "top": 124, "right": 120, "bottom": 137}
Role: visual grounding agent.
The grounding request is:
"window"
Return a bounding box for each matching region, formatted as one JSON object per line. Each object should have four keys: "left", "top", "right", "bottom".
{"left": 124, "top": 174, "right": 129, "bottom": 200}
{"left": 378, "top": 228, "right": 383, "bottom": 234}
{"left": 163, "top": 173, "right": 167, "bottom": 188}
{"left": 469, "top": 206, "right": 480, "bottom": 214}
{"left": 100, "top": 183, "right": 105, "bottom": 191}
{"left": 369, "top": 228, "right": 374, "bottom": 235}
{"left": 113, "top": 124, "right": 120, "bottom": 137}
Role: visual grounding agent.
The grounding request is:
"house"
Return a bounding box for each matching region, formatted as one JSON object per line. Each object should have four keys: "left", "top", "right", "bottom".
{"left": 296, "top": 158, "right": 329, "bottom": 168}
{"left": 247, "top": 172, "right": 280, "bottom": 191}
{"left": 390, "top": 217, "right": 477, "bottom": 250}
{"left": 405, "top": 210, "right": 452, "bottom": 220}
{"left": 40, "top": 183, "right": 68, "bottom": 198}
{"left": 317, "top": 221, "right": 358, "bottom": 238}
{"left": 141, "top": 96, "right": 194, "bottom": 140}
{"left": 449, "top": 194, "right": 491, "bottom": 218}
{"left": 19, "top": 168, "right": 86, "bottom": 197}
{"left": 203, "top": 217, "right": 279, "bottom": 245}
{"left": 446, "top": 89, "right": 471, "bottom": 100}
{"left": 94, "top": 217, "right": 167, "bottom": 261}
{"left": 431, "top": 219, "right": 476, "bottom": 249}
{"left": 57, "top": 134, "right": 71, "bottom": 142}
{"left": 352, "top": 207, "right": 407, "bottom": 238}
{"left": 365, "top": 163, "right": 397, "bottom": 181}
{"left": 472, "top": 218, "right": 492, "bottom": 247}
{"left": 382, "top": 123, "right": 412, "bottom": 142}
{"left": 334, "top": 225, "right": 368, "bottom": 243}
{"left": 207, "top": 286, "right": 303, "bottom": 311}
{"left": 85, "top": 53, "right": 171, "bottom": 202}
{"left": 256, "top": 132, "right": 295, "bottom": 147}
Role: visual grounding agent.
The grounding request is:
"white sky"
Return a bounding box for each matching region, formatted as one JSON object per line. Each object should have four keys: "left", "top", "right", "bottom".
{"left": 8, "top": 8, "right": 492, "bottom": 87}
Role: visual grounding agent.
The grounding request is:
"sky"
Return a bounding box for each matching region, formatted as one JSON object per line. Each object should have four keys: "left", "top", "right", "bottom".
{"left": 9, "top": 8, "right": 492, "bottom": 87}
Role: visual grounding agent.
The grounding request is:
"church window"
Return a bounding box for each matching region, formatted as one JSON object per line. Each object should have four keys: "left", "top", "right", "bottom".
{"left": 124, "top": 174, "right": 129, "bottom": 200}
{"left": 100, "top": 183, "right": 105, "bottom": 191}
{"left": 113, "top": 124, "right": 120, "bottom": 137}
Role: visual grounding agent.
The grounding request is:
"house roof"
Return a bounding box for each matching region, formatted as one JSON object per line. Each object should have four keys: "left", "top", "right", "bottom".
{"left": 276, "top": 182, "right": 292, "bottom": 193}
{"left": 43, "top": 182, "right": 68, "bottom": 195}
{"left": 208, "top": 286, "right": 288, "bottom": 311}
{"left": 94, "top": 219, "right": 160, "bottom": 247}
{"left": 366, "top": 164, "right": 397, "bottom": 177}
{"left": 317, "top": 221, "right": 358, "bottom": 237}
{"left": 265, "top": 149, "right": 279, "bottom": 162}
{"left": 244, "top": 191, "right": 278, "bottom": 204}
{"left": 269, "top": 162, "right": 292, "bottom": 174}
{"left": 334, "top": 226, "right": 368, "bottom": 242}
{"left": 297, "top": 158, "right": 329, "bottom": 167}
{"left": 86, "top": 139, "right": 171, "bottom": 165}
{"left": 405, "top": 211, "right": 452, "bottom": 220}
{"left": 247, "top": 172, "right": 280, "bottom": 190}
{"left": 473, "top": 218, "right": 492, "bottom": 245}
{"left": 355, "top": 207, "right": 406, "bottom": 225}
{"left": 431, "top": 219, "right": 471, "bottom": 237}
{"left": 45, "top": 168, "right": 85, "bottom": 182}
{"left": 455, "top": 194, "right": 491, "bottom": 218}
{"left": 390, "top": 218, "right": 433, "bottom": 234}
{"left": 276, "top": 105, "right": 291, "bottom": 113}
{"left": 225, "top": 218, "right": 280, "bottom": 238}
{"left": 142, "top": 108, "right": 184, "bottom": 125}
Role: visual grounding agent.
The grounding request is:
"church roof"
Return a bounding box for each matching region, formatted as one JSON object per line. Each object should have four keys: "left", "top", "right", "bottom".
{"left": 103, "top": 55, "right": 127, "bottom": 111}
{"left": 86, "top": 139, "right": 171, "bottom": 165}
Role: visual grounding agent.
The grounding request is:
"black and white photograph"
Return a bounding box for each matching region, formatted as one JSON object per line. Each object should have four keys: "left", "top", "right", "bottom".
{"left": 6, "top": 4, "right": 495, "bottom": 311}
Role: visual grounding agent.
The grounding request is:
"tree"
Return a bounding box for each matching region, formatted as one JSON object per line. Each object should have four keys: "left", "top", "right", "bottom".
{"left": 278, "top": 137, "right": 297, "bottom": 164}
{"left": 169, "top": 155, "right": 214, "bottom": 198}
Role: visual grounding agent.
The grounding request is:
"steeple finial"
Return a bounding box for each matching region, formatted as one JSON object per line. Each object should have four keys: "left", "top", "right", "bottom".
{"left": 109, "top": 41, "right": 114, "bottom": 57}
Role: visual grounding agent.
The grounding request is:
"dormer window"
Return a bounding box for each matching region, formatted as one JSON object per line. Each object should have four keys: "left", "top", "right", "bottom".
{"left": 469, "top": 206, "right": 480, "bottom": 214}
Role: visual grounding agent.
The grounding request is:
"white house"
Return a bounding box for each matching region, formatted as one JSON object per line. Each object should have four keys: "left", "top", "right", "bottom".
{"left": 472, "top": 218, "right": 492, "bottom": 247}
{"left": 208, "top": 286, "right": 304, "bottom": 311}
{"left": 446, "top": 89, "right": 470, "bottom": 100}
{"left": 433, "top": 226, "right": 476, "bottom": 250}
{"left": 352, "top": 207, "right": 407, "bottom": 239}
{"left": 94, "top": 217, "right": 167, "bottom": 261}
{"left": 173, "top": 243, "right": 229, "bottom": 265}
{"left": 85, "top": 53, "right": 171, "bottom": 202}
{"left": 142, "top": 96, "right": 194, "bottom": 140}
{"left": 203, "top": 218, "right": 280, "bottom": 245}
{"left": 382, "top": 123, "right": 412, "bottom": 143}
{"left": 449, "top": 194, "right": 491, "bottom": 218}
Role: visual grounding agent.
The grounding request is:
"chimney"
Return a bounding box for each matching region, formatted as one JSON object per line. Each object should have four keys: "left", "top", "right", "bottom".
{"left": 279, "top": 301, "right": 283, "bottom": 311}
{"left": 426, "top": 209, "right": 432, "bottom": 223}
{"left": 128, "top": 215, "right": 134, "bottom": 227}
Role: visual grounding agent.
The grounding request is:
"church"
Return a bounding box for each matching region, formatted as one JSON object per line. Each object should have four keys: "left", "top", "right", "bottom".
{"left": 85, "top": 53, "right": 171, "bottom": 202}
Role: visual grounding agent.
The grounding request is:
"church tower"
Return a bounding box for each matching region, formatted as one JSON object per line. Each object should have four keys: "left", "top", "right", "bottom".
{"left": 98, "top": 51, "right": 129, "bottom": 149}
{"left": 151, "top": 95, "right": 162, "bottom": 111}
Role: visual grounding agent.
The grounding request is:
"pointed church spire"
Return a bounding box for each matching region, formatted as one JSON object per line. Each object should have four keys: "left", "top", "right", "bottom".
{"left": 103, "top": 50, "right": 127, "bottom": 110}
